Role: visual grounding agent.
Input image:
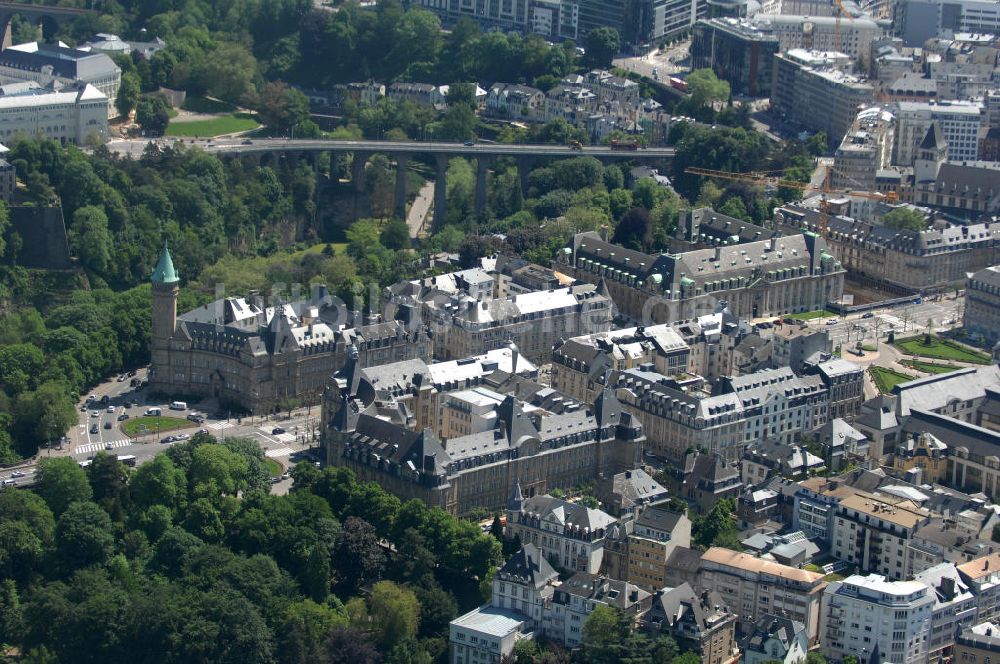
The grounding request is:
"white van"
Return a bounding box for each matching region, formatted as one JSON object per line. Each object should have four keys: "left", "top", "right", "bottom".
{"left": 145, "top": 407, "right": 162, "bottom": 416}
{"left": 169, "top": 401, "right": 187, "bottom": 411}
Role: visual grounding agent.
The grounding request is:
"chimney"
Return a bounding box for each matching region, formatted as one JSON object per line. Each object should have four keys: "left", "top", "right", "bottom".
{"left": 508, "top": 341, "right": 519, "bottom": 375}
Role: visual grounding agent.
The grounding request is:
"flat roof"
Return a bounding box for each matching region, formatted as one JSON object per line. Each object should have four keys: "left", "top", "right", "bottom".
{"left": 451, "top": 606, "right": 526, "bottom": 637}
{"left": 839, "top": 493, "right": 928, "bottom": 528}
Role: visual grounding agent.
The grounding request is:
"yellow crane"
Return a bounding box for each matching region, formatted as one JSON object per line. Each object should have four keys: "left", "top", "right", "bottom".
{"left": 684, "top": 166, "right": 898, "bottom": 233}
{"left": 834, "top": 0, "right": 851, "bottom": 55}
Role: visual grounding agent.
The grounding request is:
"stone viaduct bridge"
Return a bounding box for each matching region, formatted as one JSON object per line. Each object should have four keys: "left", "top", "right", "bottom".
{"left": 0, "top": 2, "right": 96, "bottom": 44}
{"left": 110, "top": 138, "right": 676, "bottom": 223}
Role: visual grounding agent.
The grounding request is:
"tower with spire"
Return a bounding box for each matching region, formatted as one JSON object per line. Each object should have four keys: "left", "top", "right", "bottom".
{"left": 914, "top": 122, "right": 947, "bottom": 184}
{"left": 150, "top": 243, "right": 179, "bottom": 389}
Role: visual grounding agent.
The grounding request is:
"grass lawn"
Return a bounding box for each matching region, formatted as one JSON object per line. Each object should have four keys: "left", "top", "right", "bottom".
{"left": 803, "top": 563, "right": 821, "bottom": 572}
{"left": 894, "top": 335, "right": 991, "bottom": 364}
{"left": 165, "top": 114, "right": 260, "bottom": 137}
{"left": 181, "top": 96, "right": 236, "bottom": 114}
{"left": 870, "top": 366, "right": 915, "bottom": 394}
{"left": 785, "top": 310, "right": 839, "bottom": 320}
{"left": 293, "top": 242, "right": 349, "bottom": 257}
{"left": 901, "top": 359, "right": 963, "bottom": 374}
{"left": 824, "top": 572, "right": 846, "bottom": 582}
{"left": 121, "top": 416, "right": 192, "bottom": 437}
{"left": 265, "top": 458, "right": 283, "bottom": 477}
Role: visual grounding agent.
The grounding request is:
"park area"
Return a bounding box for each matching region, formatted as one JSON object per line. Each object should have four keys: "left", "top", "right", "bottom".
{"left": 869, "top": 366, "right": 915, "bottom": 394}
{"left": 900, "top": 359, "right": 962, "bottom": 374}
{"left": 165, "top": 114, "right": 260, "bottom": 137}
{"left": 894, "top": 335, "right": 991, "bottom": 364}
{"left": 121, "top": 416, "right": 193, "bottom": 437}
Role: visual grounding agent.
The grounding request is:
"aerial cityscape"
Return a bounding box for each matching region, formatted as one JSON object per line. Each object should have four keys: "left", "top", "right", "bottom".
{"left": 0, "top": 0, "right": 998, "bottom": 663}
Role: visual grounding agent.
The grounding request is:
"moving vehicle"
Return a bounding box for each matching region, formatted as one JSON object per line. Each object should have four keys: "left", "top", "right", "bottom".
{"left": 174, "top": 433, "right": 191, "bottom": 441}
{"left": 862, "top": 312, "right": 875, "bottom": 319}
{"left": 103, "top": 422, "right": 112, "bottom": 429}
{"left": 826, "top": 318, "right": 839, "bottom": 326}
{"left": 91, "top": 411, "right": 99, "bottom": 418}
{"left": 105, "top": 442, "right": 113, "bottom": 449}
{"left": 118, "top": 413, "right": 130, "bottom": 421}
{"left": 669, "top": 77, "right": 688, "bottom": 92}
{"left": 272, "top": 427, "right": 286, "bottom": 435}
{"left": 569, "top": 140, "right": 583, "bottom": 151}
{"left": 610, "top": 139, "right": 639, "bottom": 151}
{"left": 90, "top": 424, "right": 99, "bottom": 434}
{"left": 107, "top": 406, "right": 116, "bottom": 413}
{"left": 160, "top": 436, "right": 176, "bottom": 444}
{"left": 117, "top": 455, "right": 137, "bottom": 467}
{"left": 145, "top": 407, "right": 162, "bottom": 416}
{"left": 169, "top": 401, "right": 187, "bottom": 411}
{"left": 11, "top": 471, "right": 25, "bottom": 478}
{"left": 463, "top": 140, "right": 475, "bottom": 146}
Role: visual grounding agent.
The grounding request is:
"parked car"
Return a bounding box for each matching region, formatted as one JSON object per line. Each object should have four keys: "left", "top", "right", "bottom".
{"left": 862, "top": 312, "right": 875, "bottom": 319}
{"left": 174, "top": 433, "right": 191, "bottom": 441}
{"left": 107, "top": 406, "right": 115, "bottom": 413}
{"left": 187, "top": 413, "right": 204, "bottom": 423}
{"left": 160, "top": 436, "right": 176, "bottom": 444}
{"left": 118, "top": 413, "right": 130, "bottom": 421}
{"left": 90, "top": 424, "right": 99, "bottom": 434}
{"left": 91, "top": 411, "right": 100, "bottom": 418}
{"left": 272, "top": 427, "right": 285, "bottom": 435}
{"left": 11, "top": 471, "right": 25, "bottom": 478}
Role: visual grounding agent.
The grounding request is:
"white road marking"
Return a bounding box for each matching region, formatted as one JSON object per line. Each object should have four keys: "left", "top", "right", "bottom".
{"left": 208, "top": 421, "right": 235, "bottom": 430}
{"left": 75, "top": 440, "right": 132, "bottom": 455}
{"left": 265, "top": 447, "right": 294, "bottom": 458}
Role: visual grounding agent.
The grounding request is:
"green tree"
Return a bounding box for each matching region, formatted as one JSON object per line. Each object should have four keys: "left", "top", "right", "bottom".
{"left": 55, "top": 501, "right": 115, "bottom": 568}
{"left": 35, "top": 456, "right": 93, "bottom": 517}
{"left": 380, "top": 217, "right": 411, "bottom": 250}
{"left": 136, "top": 95, "right": 170, "bottom": 135}
{"left": 686, "top": 69, "right": 731, "bottom": 109}
{"left": 692, "top": 498, "right": 740, "bottom": 550}
{"left": 115, "top": 71, "right": 141, "bottom": 119}
{"left": 281, "top": 598, "right": 348, "bottom": 664}
{"left": 882, "top": 207, "right": 926, "bottom": 231}
{"left": 368, "top": 580, "right": 421, "bottom": 651}
{"left": 583, "top": 28, "right": 620, "bottom": 68}
{"left": 70, "top": 206, "right": 114, "bottom": 275}
{"left": 255, "top": 81, "right": 311, "bottom": 134}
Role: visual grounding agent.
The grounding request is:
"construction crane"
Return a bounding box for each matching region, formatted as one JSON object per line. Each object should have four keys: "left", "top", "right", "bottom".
{"left": 684, "top": 166, "right": 898, "bottom": 233}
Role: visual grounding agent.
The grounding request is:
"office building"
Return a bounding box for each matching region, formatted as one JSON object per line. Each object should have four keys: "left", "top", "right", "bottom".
{"left": 773, "top": 205, "right": 1000, "bottom": 292}
{"left": 0, "top": 42, "right": 119, "bottom": 118}
{"left": 894, "top": 100, "right": 984, "bottom": 165}
{"left": 896, "top": 0, "right": 1000, "bottom": 46}
{"left": 820, "top": 574, "right": 934, "bottom": 664}
{"left": 771, "top": 50, "right": 876, "bottom": 144}
{"left": 323, "top": 355, "right": 645, "bottom": 515}
{"left": 966, "top": 266, "right": 1000, "bottom": 346}
{"left": 558, "top": 231, "right": 844, "bottom": 325}
{"left": 690, "top": 18, "right": 780, "bottom": 96}
{"left": 832, "top": 106, "right": 897, "bottom": 191}
{"left": 0, "top": 81, "right": 107, "bottom": 145}
{"left": 578, "top": 0, "right": 708, "bottom": 47}
{"left": 752, "top": 13, "right": 883, "bottom": 59}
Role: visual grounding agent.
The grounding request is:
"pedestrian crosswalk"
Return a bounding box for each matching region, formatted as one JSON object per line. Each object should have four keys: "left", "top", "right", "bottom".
{"left": 75, "top": 439, "right": 131, "bottom": 455}
{"left": 265, "top": 447, "right": 294, "bottom": 458}
{"left": 208, "top": 421, "right": 234, "bottom": 430}
{"left": 275, "top": 432, "right": 296, "bottom": 443}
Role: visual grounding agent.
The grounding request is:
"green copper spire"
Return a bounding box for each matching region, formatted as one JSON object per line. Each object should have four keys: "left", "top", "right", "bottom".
{"left": 151, "top": 242, "right": 179, "bottom": 284}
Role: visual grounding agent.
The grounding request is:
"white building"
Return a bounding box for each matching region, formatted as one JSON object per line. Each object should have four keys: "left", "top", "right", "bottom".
{"left": 721, "top": 367, "right": 829, "bottom": 447}
{"left": 505, "top": 492, "right": 617, "bottom": 574}
{"left": 0, "top": 82, "right": 108, "bottom": 145}
{"left": 751, "top": 13, "right": 883, "bottom": 59}
{"left": 449, "top": 608, "right": 530, "bottom": 664}
{"left": 821, "top": 574, "right": 935, "bottom": 664}
{"left": 894, "top": 100, "right": 984, "bottom": 165}
{"left": 915, "top": 562, "right": 978, "bottom": 662}
{"left": 0, "top": 42, "right": 119, "bottom": 118}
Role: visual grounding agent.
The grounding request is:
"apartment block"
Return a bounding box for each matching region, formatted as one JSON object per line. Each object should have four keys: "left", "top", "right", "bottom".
{"left": 914, "top": 562, "right": 978, "bottom": 662}
{"left": 625, "top": 507, "right": 692, "bottom": 591}
{"left": 894, "top": 100, "right": 984, "bottom": 165}
{"left": 820, "top": 574, "right": 934, "bottom": 664}
{"left": 698, "top": 547, "right": 827, "bottom": 643}
{"left": 830, "top": 491, "right": 931, "bottom": 579}
{"left": 505, "top": 493, "right": 617, "bottom": 574}
{"left": 958, "top": 553, "right": 1000, "bottom": 624}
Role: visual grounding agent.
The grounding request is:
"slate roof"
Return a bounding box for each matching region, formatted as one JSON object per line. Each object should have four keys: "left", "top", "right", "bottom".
{"left": 557, "top": 572, "right": 650, "bottom": 609}
{"left": 497, "top": 544, "right": 558, "bottom": 589}
{"left": 746, "top": 614, "right": 806, "bottom": 655}
{"left": 517, "top": 495, "right": 617, "bottom": 533}
{"left": 894, "top": 365, "right": 1000, "bottom": 416}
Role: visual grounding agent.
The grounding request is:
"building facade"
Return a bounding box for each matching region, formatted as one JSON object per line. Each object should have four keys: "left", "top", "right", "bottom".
{"left": 0, "top": 42, "right": 119, "bottom": 118}
{"left": 820, "top": 574, "right": 934, "bottom": 664}
{"left": 966, "top": 266, "right": 1000, "bottom": 346}
{"left": 505, "top": 493, "right": 617, "bottom": 574}
{"left": 832, "top": 106, "right": 897, "bottom": 191}
{"left": 894, "top": 100, "right": 984, "bottom": 165}
{"left": 690, "top": 18, "right": 780, "bottom": 96}
{"left": 0, "top": 82, "right": 107, "bottom": 145}
{"left": 830, "top": 491, "right": 931, "bottom": 579}
{"left": 698, "top": 547, "right": 828, "bottom": 643}
{"left": 558, "top": 231, "right": 845, "bottom": 325}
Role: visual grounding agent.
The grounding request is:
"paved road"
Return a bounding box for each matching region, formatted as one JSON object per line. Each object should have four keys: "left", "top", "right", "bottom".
{"left": 4, "top": 370, "right": 322, "bottom": 492}
{"left": 407, "top": 180, "right": 434, "bottom": 238}
{"left": 786, "top": 296, "right": 966, "bottom": 350}
{"left": 105, "top": 137, "right": 677, "bottom": 160}
{"left": 613, "top": 41, "right": 691, "bottom": 82}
